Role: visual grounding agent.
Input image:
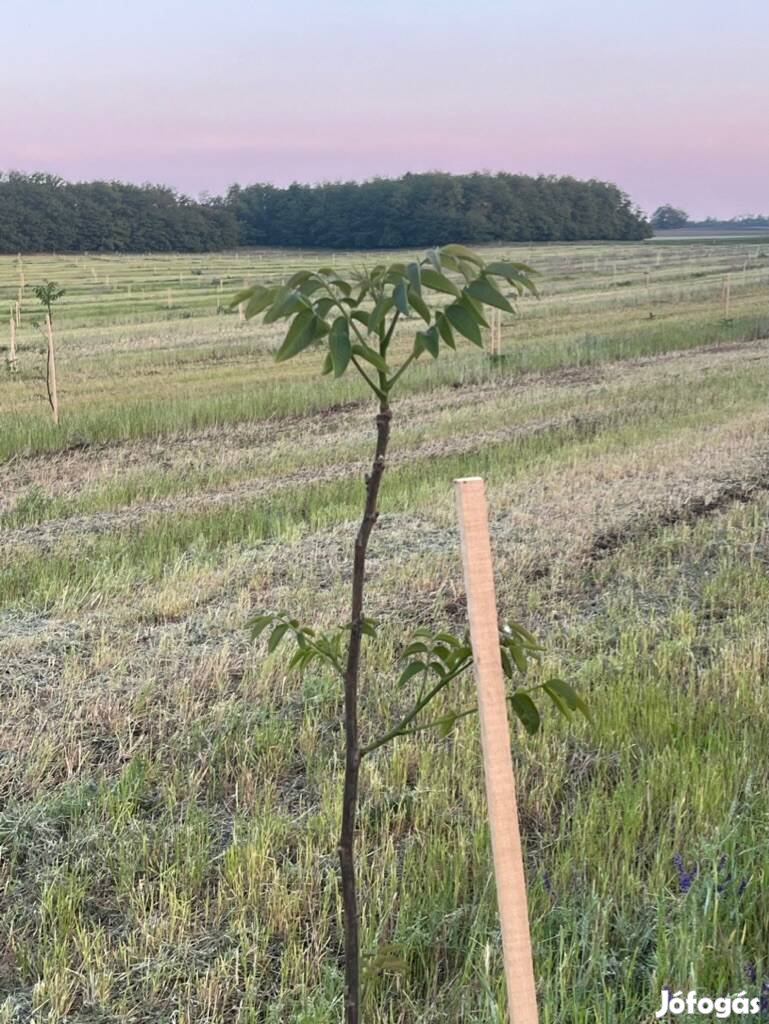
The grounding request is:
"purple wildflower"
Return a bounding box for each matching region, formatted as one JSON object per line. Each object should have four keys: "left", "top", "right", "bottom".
{"left": 672, "top": 852, "right": 698, "bottom": 894}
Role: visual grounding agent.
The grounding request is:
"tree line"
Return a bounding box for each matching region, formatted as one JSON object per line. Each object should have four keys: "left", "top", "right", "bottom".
{"left": 652, "top": 204, "right": 769, "bottom": 230}
{"left": 0, "top": 170, "right": 651, "bottom": 253}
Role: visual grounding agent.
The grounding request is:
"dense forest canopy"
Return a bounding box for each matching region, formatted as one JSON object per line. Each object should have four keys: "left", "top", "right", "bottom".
{"left": 0, "top": 170, "right": 652, "bottom": 253}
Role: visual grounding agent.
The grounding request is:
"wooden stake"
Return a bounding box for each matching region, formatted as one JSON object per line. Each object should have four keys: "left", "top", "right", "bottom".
{"left": 8, "top": 317, "right": 17, "bottom": 370}
{"left": 238, "top": 302, "right": 245, "bottom": 322}
{"left": 45, "top": 312, "right": 59, "bottom": 425}
{"left": 722, "top": 273, "right": 731, "bottom": 319}
{"left": 454, "top": 477, "right": 538, "bottom": 1024}
{"left": 15, "top": 300, "right": 20, "bottom": 327}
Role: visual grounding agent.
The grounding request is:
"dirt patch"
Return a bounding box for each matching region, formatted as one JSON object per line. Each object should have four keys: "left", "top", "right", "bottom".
{"left": 587, "top": 473, "right": 769, "bottom": 561}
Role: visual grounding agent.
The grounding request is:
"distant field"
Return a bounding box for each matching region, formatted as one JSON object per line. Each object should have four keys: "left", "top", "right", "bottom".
{"left": 1, "top": 240, "right": 768, "bottom": 1022}
{"left": 654, "top": 225, "right": 769, "bottom": 240}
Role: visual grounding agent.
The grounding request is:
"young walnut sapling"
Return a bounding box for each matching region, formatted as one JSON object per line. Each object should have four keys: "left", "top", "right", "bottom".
{"left": 234, "top": 245, "right": 589, "bottom": 1024}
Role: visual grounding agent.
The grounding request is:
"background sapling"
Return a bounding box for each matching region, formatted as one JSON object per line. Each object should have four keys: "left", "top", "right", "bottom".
{"left": 33, "top": 280, "right": 65, "bottom": 424}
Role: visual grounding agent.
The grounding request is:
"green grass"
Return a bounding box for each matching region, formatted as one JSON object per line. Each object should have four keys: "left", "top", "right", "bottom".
{"left": 0, "top": 240, "right": 767, "bottom": 1022}
{"left": 1, "top": 498, "right": 767, "bottom": 1022}
{"left": 3, "top": 355, "right": 765, "bottom": 611}
{"left": 2, "top": 240, "right": 768, "bottom": 460}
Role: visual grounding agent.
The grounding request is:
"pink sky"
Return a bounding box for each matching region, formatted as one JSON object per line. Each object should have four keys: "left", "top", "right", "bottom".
{"left": 3, "top": 0, "right": 768, "bottom": 219}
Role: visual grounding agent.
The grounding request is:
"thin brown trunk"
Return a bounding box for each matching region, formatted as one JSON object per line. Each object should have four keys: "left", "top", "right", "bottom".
{"left": 46, "top": 312, "right": 59, "bottom": 425}
{"left": 339, "top": 402, "right": 391, "bottom": 1024}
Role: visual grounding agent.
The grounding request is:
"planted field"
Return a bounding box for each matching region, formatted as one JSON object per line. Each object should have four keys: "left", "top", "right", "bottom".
{"left": 1, "top": 240, "right": 768, "bottom": 1022}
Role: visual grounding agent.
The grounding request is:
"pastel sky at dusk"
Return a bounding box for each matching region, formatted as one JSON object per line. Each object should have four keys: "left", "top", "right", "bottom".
{"left": 2, "top": 0, "right": 767, "bottom": 219}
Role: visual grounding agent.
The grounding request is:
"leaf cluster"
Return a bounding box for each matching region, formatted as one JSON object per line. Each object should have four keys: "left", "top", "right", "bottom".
{"left": 249, "top": 611, "right": 589, "bottom": 754}
{"left": 232, "top": 245, "right": 538, "bottom": 400}
{"left": 33, "top": 281, "right": 65, "bottom": 308}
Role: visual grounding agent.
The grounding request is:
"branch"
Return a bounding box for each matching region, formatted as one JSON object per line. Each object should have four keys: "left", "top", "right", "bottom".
{"left": 389, "top": 704, "right": 477, "bottom": 741}
{"left": 360, "top": 656, "right": 472, "bottom": 757}
{"left": 350, "top": 355, "right": 387, "bottom": 401}
{"left": 380, "top": 309, "right": 400, "bottom": 357}
{"left": 387, "top": 351, "right": 416, "bottom": 392}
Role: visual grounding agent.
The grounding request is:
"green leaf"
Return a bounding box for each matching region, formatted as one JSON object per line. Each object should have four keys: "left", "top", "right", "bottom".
{"left": 457, "top": 259, "right": 482, "bottom": 283}
{"left": 426, "top": 248, "right": 442, "bottom": 272}
{"left": 434, "top": 632, "right": 461, "bottom": 646}
{"left": 543, "top": 684, "right": 572, "bottom": 720}
{"left": 230, "top": 287, "right": 254, "bottom": 307}
{"left": 275, "top": 310, "right": 320, "bottom": 362}
{"left": 407, "top": 288, "right": 431, "bottom": 324}
{"left": 288, "top": 647, "right": 310, "bottom": 671}
{"left": 545, "top": 678, "right": 591, "bottom": 721}
{"left": 329, "top": 317, "right": 351, "bottom": 377}
{"left": 317, "top": 273, "right": 352, "bottom": 297}
{"left": 441, "top": 244, "right": 485, "bottom": 267}
{"left": 485, "top": 260, "right": 536, "bottom": 277}
{"left": 420, "top": 268, "right": 461, "bottom": 297}
{"left": 415, "top": 325, "right": 439, "bottom": 358}
{"left": 460, "top": 294, "right": 490, "bottom": 328}
{"left": 509, "top": 692, "right": 541, "bottom": 735}
{"left": 398, "top": 661, "right": 426, "bottom": 687}
{"left": 402, "top": 642, "right": 429, "bottom": 658}
{"left": 438, "top": 711, "right": 458, "bottom": 738}
{"left": 286, "top": 270, "right": 314, "bottom": 287}
{"left": 264, "top": 287, "right": 307, "bottom": 324}
{"left": 321, "top": 351, "right": 333, "bottom": 375}
{"left": 268, "top": 622, "right": 289, "bottom": 652}
{"left": 445, "top": 303, "right": 483, "bottom": 346}
{"left": 384, "top": 263, "right": 406, "bottom": 282}
{"left": 352, "top": 343, "right": 387, "bottom": 372}
{"left": 393, "top": 280, "right": 410, "bottom": 317}
{"left": 244, "top": 286, "right": 279, "bottom": 318}
{"left": 465, "top": 277, "right": 514, "bottom": 313}
{"left": 369, "top": 295, "right": 394, "bottom": 336}
{"left": 505, "top": 629, "right": 544, "bottom": 655}
{"left": 485, "top": 261, "right": 540, "bottom": 297}
{"left": 406, "top": 262, "right": 422, "bottom": 295}
{"left": 508, "top": 641, "right": 529, "bottom": 676}
{"left": 544, "top": 678, "right": 577, "bottom": 710}
{"left": 435, "top": 312, "right": 456, "bottom": 349}
{"left": 248, "top": 613, "right": 276, "bottom": 639}
{"left": 500, "top": 648, "right": 514, "bottom": 680}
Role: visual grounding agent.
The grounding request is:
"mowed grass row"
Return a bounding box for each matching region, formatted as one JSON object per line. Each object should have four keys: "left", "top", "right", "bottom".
{"left": 1, "top": 240, "right": 768, "bottom": 460}
{"left": 3, "top": 337, "right": 765, "bottom": 523}
{"left": 2, "top": 349, "right": 766, "bottom": 610}
{"left": 1, "top": 493, "right": 767, "bottom": 1021}
{"left": 2, "top": 307, "right": 767, "bottom": 463}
